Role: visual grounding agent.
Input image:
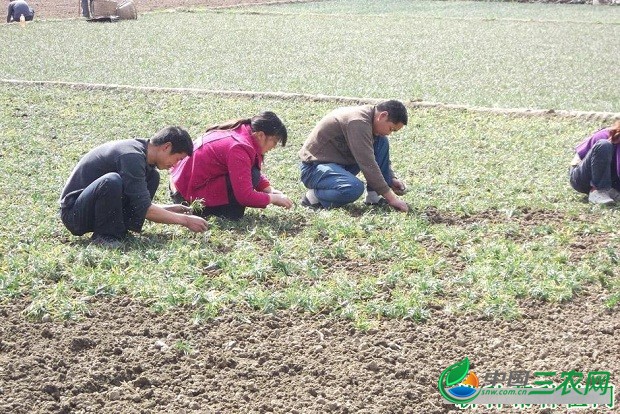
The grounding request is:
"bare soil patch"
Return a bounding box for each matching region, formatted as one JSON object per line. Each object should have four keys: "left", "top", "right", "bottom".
{"left": 1, "top": 289, "right": 617, "bottom": 413}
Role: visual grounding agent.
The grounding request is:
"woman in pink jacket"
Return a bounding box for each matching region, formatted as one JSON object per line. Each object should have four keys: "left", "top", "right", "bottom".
{"left": 169, "top": 111, "right": 293, "bottom": 220}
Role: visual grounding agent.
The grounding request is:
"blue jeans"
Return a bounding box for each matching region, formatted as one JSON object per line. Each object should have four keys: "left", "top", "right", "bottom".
{"left": 300, "top": 136, "right": 393, "bottom": 208}
{"left": 61, "top": 172, "right": 159, "bottom": 239}
{"left": 570, "top": 140, "right": 618, "bottom": 194}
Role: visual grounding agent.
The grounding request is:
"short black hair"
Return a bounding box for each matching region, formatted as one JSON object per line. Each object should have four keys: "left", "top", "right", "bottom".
{"left": 376, "top": 100, "right": 408, "bottom": 125}
{"left": 150, "top": 126, "right": 193, "bottom": 156}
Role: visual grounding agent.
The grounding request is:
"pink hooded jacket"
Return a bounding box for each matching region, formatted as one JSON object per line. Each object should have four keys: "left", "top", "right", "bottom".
{"left": 170, "top": 124, "right": 271, "bottom": 208}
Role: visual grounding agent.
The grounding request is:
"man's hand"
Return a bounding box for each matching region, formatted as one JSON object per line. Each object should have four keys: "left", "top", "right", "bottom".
{"left": 389, "top": 198, "right": 409, "bottom": 212}
{"left": 184, "top": 215, "right": 209, "bottom": 233}
{"left": 162, "top": 204, "right": 192, "bottom": 214}
{"left": 269, "top": 193, "right": 293, "bottom": 209}
{"left": 146, "top": 204, "right": 208, "bottom": 232}
{"left": 391, "top": 178, "right": 407, "bottom": 196}
{"left": 383, "top": 190, "right": 409, "bottom": 213}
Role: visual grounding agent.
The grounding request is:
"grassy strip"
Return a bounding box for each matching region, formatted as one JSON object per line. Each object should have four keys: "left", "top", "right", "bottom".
{"left": 1, "top": 84, "right": 619, "bottom": 326}
{"left": 0, "top": 4, "right": 617, "bottom": 112}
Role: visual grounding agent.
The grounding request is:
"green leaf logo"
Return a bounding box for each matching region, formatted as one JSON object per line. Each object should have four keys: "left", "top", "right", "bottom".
{"left": 438, "top": 357, "right": 480, "bottom": 404}
{"left": 445, "top": 357, "right": 470, "bottom": 387}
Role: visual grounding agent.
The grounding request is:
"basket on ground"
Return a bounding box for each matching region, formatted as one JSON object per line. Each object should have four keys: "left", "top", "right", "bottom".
{"left": 116, "top": 0, "right": 137, "bottom": 20}
{"left": 90, "top": 0, "right": 117, "bottom": 17}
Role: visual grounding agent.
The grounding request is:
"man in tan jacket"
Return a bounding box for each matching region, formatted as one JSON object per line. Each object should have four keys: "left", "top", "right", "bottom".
{"left": 299, "top": 100, "right": 409, "bottom": 212}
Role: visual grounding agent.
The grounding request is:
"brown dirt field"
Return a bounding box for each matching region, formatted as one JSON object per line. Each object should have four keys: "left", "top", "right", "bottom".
{"left": 1, "top": 286, "right": 618, "bottom": 413}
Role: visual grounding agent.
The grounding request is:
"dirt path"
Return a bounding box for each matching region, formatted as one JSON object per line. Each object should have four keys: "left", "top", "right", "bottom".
{"left": 28, "top": 0, "right": 318, "bottom": 20}
{"left": 26, "top": 0, "right": 618, "bottom": 20}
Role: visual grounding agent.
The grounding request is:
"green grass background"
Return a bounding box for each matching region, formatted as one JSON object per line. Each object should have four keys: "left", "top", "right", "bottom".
{"left": 1, "top": 0, "right": 618, "bottom": 111}
{"left": 1, "top": 0, "right": 619, "bottom": 325}
{"left": 2, "top": 83, "right": 619, "bottom": 326}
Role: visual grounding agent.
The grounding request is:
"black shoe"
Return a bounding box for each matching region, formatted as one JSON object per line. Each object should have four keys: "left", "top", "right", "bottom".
{"left": 364, "top": 197, "right": 390, "bottom": 206}
{"left": 91, "top": 233, "right": 123, "bottom": 249}
{"left": 300, "top": 195, "right": 322, "bottom": 210}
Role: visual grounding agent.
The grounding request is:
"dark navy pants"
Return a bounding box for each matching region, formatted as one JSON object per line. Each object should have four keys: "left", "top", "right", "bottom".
{"left": 61, "top": 172, "right": 159, "bottom": 239}
{"left": 570, "top": 140, "right": 619, "bottom": 194}
{"left": 81, "top": 0, "right": 91, "bottom": 17}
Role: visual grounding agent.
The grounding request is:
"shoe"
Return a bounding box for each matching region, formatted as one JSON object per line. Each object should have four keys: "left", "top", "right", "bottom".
{"left": 91, "top": 233, "right": 123, "bottom": 249}
{"left": 300, "top": 195, "right": 322, "bottom": 210}
{"left": 364, "top": 197, "right": 390, "bottom": 206}
{"left": 608, "top": 188, "right": 620, "bottom": 201}
{"left": 588, "top": 190, "right": 615, "bottom": 205}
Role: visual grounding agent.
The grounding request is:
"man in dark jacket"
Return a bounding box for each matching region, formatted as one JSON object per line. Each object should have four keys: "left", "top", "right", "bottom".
{"left": 6, "top": 0, "right": 34, "bottom": 22}
{"left": 60, "top": 126, "right": 209, "bottom": 247}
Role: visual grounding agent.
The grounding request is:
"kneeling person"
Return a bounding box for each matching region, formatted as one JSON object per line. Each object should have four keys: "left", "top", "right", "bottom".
{"left": 299, "top": 100, "right": 409, "bottom": 212}
{"left": 59, "top": 126, "right": 209, "bottom": 247}
{"left": 6, "top": 0, "right": 34, "bottom": 22}
{"left": 169, "top": 111, "right": 293, "bottom": 220}
{"left": 570, "top": 120, "right": 620, "bottom": 205}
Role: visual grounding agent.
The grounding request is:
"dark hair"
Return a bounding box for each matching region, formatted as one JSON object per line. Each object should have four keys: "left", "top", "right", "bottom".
{"left": 610, "top": 119, "right": 620, "bottom": 143}
{"left": 205, "top": 111, "right": 288, "bottom": 147}
{"left": 376, "top": 100, "right": 408, "bottom": 126}
{"left": 150, "top": 126, "right": 193, "bottom": 156}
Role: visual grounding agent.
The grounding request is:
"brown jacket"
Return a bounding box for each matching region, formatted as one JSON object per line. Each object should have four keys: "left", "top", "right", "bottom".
{"left": 299, "top": 105, "right": 392, "bottom": 195}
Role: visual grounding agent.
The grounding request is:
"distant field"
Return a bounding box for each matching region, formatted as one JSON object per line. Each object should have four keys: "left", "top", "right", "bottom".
{"left": 1, "top": 83, "right": 619, "bottom": 324}
{"left": 241, "top": 0, "right": 620, "bottom": 22}
{"left": 1, "top": 0, "right": 618, "bottom": 112}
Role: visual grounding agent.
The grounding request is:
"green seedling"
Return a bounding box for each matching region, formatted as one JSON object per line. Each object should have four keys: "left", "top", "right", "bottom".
{"left": 190, "top": 198, "right": 205, "bottom": 215}
{"left": 173, "top": 340, "right": 193, "bottom": 356}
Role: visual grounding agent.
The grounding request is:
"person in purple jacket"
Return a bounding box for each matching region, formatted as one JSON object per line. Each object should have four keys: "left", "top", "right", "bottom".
{"left": 570, "top": 120, "right": 620, "bottom": 205}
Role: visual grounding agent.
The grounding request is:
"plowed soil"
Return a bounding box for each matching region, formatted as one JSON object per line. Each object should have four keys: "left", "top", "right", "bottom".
{"left": 1, "top": 287, "right": 618, "bottom": 413}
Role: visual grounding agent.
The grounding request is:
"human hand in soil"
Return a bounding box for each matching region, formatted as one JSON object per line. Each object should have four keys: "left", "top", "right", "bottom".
{"left": 183, "top": 215, "right": 209, "bottom": 232}
{"left": 388, "top": 198, "right": 409, "bottom": 213}
{"left": 391, "top": 178, "right": 407, "bottom": 196}
{"left": 384, "top": 190, "right": 409, "bottom": 212}
{"left": 269, "top": 193, "right": 293, "bottom": 209}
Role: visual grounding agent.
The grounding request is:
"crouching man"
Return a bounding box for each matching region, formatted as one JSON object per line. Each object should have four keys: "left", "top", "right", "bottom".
{"left": 6, "top": 0, "right": 34, "bottom": 23}
{"left": 299, "top": 100, "right": 409, "bottom": 212}
{"left": 60, "top": 126, "right": 208, "bottom": 247}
